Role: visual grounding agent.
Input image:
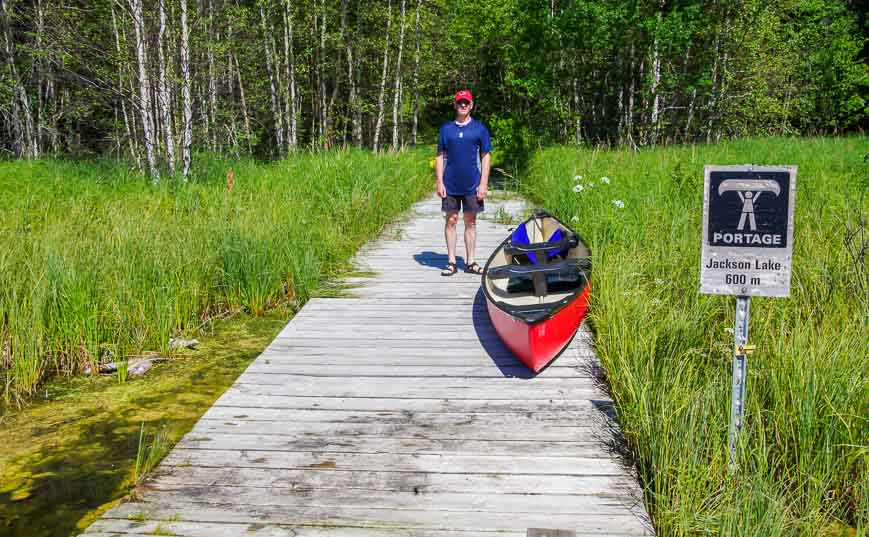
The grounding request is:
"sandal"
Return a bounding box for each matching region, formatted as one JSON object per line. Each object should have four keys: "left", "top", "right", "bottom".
{"left": 441, "top": 262, "right": 458, "bottom": 276}
{"left": 465, "top": 262, "right": 484, "bottom": 275}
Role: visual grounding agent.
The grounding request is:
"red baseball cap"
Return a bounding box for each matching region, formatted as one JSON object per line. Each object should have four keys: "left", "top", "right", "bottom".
{"left": 454, "top": 90, "right": 473, "bottom": 103}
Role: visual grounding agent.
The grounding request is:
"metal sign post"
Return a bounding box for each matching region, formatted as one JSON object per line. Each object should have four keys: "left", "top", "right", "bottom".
{"left": 700, "top": 165, "right": 796, "bottom": 471}
{"left": 728, "top": 296, "right": 750, "bottom": 470}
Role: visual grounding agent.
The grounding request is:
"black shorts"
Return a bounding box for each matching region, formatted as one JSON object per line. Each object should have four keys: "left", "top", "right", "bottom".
{"left": 442, "top": 194, "right": 484, "bottom": 214}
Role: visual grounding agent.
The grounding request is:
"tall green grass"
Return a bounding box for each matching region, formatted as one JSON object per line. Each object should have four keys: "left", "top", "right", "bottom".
{"left": 522, "top": 137, "right": 867, "bottom": 536}
{"left": 0, "top": 150, "right": 432, "bottom": 402}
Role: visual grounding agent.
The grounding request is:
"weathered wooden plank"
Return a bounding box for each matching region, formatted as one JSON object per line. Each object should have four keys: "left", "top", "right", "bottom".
{"left": 227, "top": 377, "right": 603, "bottom": 400}
{"left": 99, "top": 502, "right": 649, "bottom": 534}
{"left": 236, "top": 366, "right": 587, "bottom": 383}
{"left": 260, "top": 340, "right": 592, "bottom": 353}
{"left": 528, "top": 530, "right": 577, "bottom": 537}
{"left": 133, "top": 485, "right": 640, "bottom": 515}
{"left": 185, "top": 418, "right": 600, "bottom": 443}
{"left": 172, "top": 434, "right": 615, "bottom": 458}
{"left": 250, "top": 355, "right": 581, "bottom": 369}
{"left": 272, "top": 331, "right": 519, "bottom": 342}
{"left": 250, "top": 354, "right": 592, "bottom": 369}
{"left": 83, "top": 525, "right": 529, "bottom": 537}
{"left": 202, "top": 407, "right": 604, "bottom": 424}
{"left": 213, "top": 391, "right": 611, "bottom": 413}
{"left": 160, "top": 449, "right": 626, "bottom": 477}
{"left": 241, "top": 357, "right": 584, "bottom": 378}
{"left": 252, "top": 352, "right": 591, "bottom": 367}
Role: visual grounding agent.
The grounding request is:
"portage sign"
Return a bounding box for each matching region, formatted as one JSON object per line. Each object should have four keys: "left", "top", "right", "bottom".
{"left": 700, "top": 165, "right": 797, "bottom": 297}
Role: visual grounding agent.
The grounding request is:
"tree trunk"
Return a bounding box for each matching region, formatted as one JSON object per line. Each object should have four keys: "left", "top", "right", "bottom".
{"left": 158, "top": 0, "right": 176, "bottom": 172}
{"left": 231, "top": 51, "right": 252, "bottom": 154}
{"left": 207, "top": 0, "right": 218, "bottom": 151}
{"left": 391, "top": 0, "right": 406, "bottom": 151}
{"left": 35, "top": 0, "right": 48, "bottom": 155}
{"left": 129, "top": 0, "right": 160, "bottom": 181}
{"left": 573, "top": 78, "right": 582, "bottom": 145}
{"left": 180, "top": 0, "right": 193, "bottom": 178}
{"left": 316, "top": 0, "right": 327, "bottom": 144}
{"left": 324, "top": 0, "right": 349, "bottom": 149}
{"left": 706, "top": 30, "right": 720, "bottom": 143}
{"left": 346, "top": 0, "right": 361, "bottom": 146}
{"left": 685, "top": 87, "right": 697, "bottom": 140}
{"left": 111, "top": 3, "right": 141, "bottom": 169}
{"left": 260, "top": 5, "right": 284, "bottom": 152}
{"left": 1, "top": 0, "right": 37, "bottom": 158}
{"left": 648, "top": 35, "right": 661, "bottom": 145}
{"left": 283, "top": 0, "right": 298, "bottom": 150}
{"left": 411, "top": 0, "right": 421, "bottom": 145}
{"left": 373, "top": 0, "right": 392, "bottom": 153}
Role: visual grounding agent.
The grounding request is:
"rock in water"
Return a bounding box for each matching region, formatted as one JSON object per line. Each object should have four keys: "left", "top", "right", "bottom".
{"left": 84, "top": 357, "right": 166, "bottom": 377}
{"left": 127, "top": 359, "right": 154, "bottom": 378}
{"left": 169, "top": 337, "right": 199, "bottom": 351}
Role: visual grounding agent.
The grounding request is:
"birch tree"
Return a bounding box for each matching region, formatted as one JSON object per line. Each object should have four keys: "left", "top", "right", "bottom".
{"left": 157, "top": 0, "right": 176, "bottom": 172}
{"left": 206, "top": 0, "right": 218, "bottom": 150}
{"left": 261, "top": 4, "right": 284, "bottom": 151}
{"left": 1, "top": 0, "right": 36, "bottom": 158}
{"left": 346, "top": 0, "right": 361, "bottom": 146}
{"left": 283, "top": 0, "right": 298, "bottom": 150}
{"left": 411, "top": 0, "right": 421, "bottom": 145}
{"left": 111, "top": 3, "right": 140, "bottom": 168}
{"left": 129, "top": 0, "right": 159, "bottom": 181}
{"left": 180, "top": 0, "right": 193, "bottom": 178}
{"left": 372, "top": 0, "right": 392, "bottom": 153}
{"left": 390, "top": 0, "right": 406, "bottom": 151}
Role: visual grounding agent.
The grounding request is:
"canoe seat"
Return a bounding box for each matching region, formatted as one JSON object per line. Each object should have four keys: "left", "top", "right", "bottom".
{"left": 506, "top": 227, "right": 577, "bottom": 263}
{"left": 487, "top": 259, "right": 590, "bottom": 298}
{"left": 486, "top": 258, "right": 589, "bottom": 280}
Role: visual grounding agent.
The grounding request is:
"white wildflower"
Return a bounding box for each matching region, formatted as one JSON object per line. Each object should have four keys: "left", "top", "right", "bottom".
{"left": 724, "top": 327, "right": 734, "bottom": 334}
{"left": 570, "top": 215, "right": 579, "bottom": 222}
{"left": 573, "top": 174, "right": 583, "bottom": 181}
{"left": 650, "top": 298, "right": 662, "bottom": 306}
{"left": 572, "top": 184, "right": 584, "bottom": 193}
{"left": 601, "top": 176, "right": 610, "bottom": 184}
{"left": 612, "top": 199, "right": 625, "bottom": 209}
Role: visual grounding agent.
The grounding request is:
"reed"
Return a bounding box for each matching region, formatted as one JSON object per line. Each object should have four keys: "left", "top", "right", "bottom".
{"left": 133, "top": 422, "right": 170, "bottom": 486}
{"left": 521, "top": 137, "right": 867, "bottom": 536}
{"left": 0, "top": 149, "right": 432, "bottom": 402}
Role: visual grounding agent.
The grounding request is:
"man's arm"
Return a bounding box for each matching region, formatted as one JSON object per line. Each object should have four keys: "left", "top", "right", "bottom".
{"left": 477, "top": 152, "right": 491, "bottom": 201}
{"left": 435, "top": 152, "right": 446, "bottom": 198}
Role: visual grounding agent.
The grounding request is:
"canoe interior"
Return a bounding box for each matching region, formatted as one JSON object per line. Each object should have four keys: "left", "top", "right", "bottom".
{"left": 484, "top": 214, "right": 591, "bottom": 308}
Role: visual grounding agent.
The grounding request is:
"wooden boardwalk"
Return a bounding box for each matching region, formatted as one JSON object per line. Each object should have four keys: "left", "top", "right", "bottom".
{"left": 81, "top": 194, "right": 653, "bottom": 537}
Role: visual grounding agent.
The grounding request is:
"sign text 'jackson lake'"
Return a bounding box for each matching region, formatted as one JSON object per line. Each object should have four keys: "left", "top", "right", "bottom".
{"left": 700, "top": 165, "right": 797, "bottom": 297}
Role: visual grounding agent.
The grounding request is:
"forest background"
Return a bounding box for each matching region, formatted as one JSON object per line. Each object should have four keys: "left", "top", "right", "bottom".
{"left": 1, "top": 0, "right": 866, "bottom": 176}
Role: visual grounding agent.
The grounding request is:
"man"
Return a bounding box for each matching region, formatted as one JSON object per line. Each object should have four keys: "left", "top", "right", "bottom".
{"left": 435, "top": 89, "right": 492, "bottom": 276}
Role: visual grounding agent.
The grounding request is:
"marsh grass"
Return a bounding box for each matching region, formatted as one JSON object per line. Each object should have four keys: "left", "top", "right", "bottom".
{"left": 0, "top": 149, "right": 432, "bottom": 401}
{"left": 522, "top": 137, "right": 868, "bottom": 536}
{"left": 134, "top": 422, "right": 169, "bottom": 486}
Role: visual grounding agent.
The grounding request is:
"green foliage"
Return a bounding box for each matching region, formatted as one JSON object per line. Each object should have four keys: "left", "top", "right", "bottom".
{"left": 522, "top": 136, "right": 868, "bottom": 535}
{"left": 134, "top": 422, "right": 169, "bottom": 486}
{"left": 0, "top": 150, "right": 432, "bottom": 400}
{"left": 1, "top": 0, "right": 863, "bottom": 158}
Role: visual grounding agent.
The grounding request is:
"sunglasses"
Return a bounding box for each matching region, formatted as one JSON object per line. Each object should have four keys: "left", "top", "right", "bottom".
{"left": 456, "top": 100, "right": 471, "bottom": 107}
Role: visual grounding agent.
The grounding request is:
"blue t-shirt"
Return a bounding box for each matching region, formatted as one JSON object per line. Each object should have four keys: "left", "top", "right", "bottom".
{"left": 437, "top": 118, "right": 492, "bottom": 196}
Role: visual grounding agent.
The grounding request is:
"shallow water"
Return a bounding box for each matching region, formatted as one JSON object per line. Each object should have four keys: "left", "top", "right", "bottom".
{"left": 0, "top": 309, "right": 290, "bottom": 537}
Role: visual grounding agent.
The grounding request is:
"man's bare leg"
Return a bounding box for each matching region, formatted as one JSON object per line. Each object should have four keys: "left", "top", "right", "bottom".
{"left": 445, "top": 211, "right": 459, "bottom": 264}
{"left": 463, "top": 211, "right": 477, "bottom": 266}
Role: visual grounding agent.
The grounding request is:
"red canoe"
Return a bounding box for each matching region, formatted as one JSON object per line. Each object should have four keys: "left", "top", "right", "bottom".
{"left": 482, "top": 210, "right": 591, "bottom": 372}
